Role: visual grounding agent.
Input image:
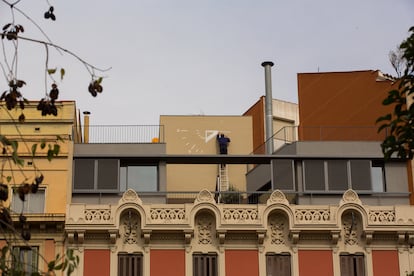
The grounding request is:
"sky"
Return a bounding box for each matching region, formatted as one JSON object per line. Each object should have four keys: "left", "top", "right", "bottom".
{"left": 1, "top": 0, "right": 413, "bottom": 125}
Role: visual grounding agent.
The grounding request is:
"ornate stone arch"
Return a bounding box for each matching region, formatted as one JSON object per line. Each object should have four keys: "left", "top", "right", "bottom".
{"left": 118, "top": 208, "right": 142, "bottom": 246}
{"left": 337, "top": 190, "right": 368, "bottom": 230}
{"left": 115, "top": 189, "right": 147, "bottom": 228}
{"left": 262, "top": 190, "right": 294, "bottom": 227}
{"left": 190, "top": 190, "right": 221, "bottom": 228}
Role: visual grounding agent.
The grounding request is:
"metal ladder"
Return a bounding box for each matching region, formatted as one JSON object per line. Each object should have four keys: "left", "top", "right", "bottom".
{"left": 218, "top": 164, "right": 229, "bottom": 192}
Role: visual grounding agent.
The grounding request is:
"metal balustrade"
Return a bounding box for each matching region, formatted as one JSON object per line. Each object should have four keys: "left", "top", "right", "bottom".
{"left": 78, "top": 125, "right": 164, "bottom": 143}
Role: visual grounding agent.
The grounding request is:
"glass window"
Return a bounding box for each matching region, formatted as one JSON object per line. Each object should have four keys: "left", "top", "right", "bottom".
{"left": 350, "top": 160, "right": 371, "bottom": 190}
{"left": 11, "top": 189, "right": 45, "bottom": 214}
{"left": 328, "top": 160, "right": 349, "bottom": 190}
{"left": 12, "top": 246, "right": 39, "bottom": 275}
{"left": 73, "top": 159, "right": 95, "bottom": 190}
{"left": 73, "top": 159, "right": 119, "bottom": 192}
{"left": 303, "top": 160, "right": 325, "bottom": 190}
{"left": 97, "top": 159, "right": 119, "bottom": 190}
{"left": 371, "top": 161, "right": 385, "bottom": 192}
{"left": 272, "top": 160, "right": 295, "bottom": 191}
{"left": 120, "top": 165, "right": 158, "bottom": 192}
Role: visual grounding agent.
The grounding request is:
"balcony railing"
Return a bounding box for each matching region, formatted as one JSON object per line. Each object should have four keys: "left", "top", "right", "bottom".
{"left": 78, "top": 125, "right": 164, "bottom": 144}
{"left": 253, "top": 126, "right": 389, "bottom": 154}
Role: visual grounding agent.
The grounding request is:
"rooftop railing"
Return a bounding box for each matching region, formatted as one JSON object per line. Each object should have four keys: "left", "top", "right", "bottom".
{"left": 253, "top": 125, "right": 389, "bottom": 154}
{"left": 78, "top": 125, "right": 164, "bottom": 144}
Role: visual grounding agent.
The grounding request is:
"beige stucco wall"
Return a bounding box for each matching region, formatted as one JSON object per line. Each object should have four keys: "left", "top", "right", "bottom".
{"left": 160, "top": 115, "right": 253, "bottom": 192}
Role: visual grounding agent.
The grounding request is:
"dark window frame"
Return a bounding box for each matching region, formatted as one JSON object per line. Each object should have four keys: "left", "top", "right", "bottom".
{"left": 119, "top": 163, "right": 159, "bottom": 192}
{"left": 193, "top": 252, "right": 218, "bottom": 276}
{"left": 272, "top": 159, "right": 296, "bottom": 191}
{"left": 303, "top": 159, "right": 385, "bottom": 192}
{"left": 266, "top": 252, "right": 291, "bottom": 276}
{"left": 118, "top": 252, "right": 143, "bottom": 276}
{"left": 12, "top": 246, "right": 39, "bottom": 275}
{"left": 340, "top": 253, "right": 365, "bottom": 276}
{"left": 11, "top": 188, "right": 45, "bottom": 214}
{"left": 73, "top": 159, "right": 159, "bottom": 193}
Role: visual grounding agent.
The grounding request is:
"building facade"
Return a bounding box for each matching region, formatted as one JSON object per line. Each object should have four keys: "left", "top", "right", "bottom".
{"left": 2, "top": 69, "right": 414, "bottom": 275}
{"left": 0, "top": 101, "right": 78, "bottom": 275}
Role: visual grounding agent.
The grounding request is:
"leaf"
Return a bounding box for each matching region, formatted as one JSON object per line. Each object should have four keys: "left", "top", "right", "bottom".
{"left": 60, "top": 68, "right": 65, "bottom": 80}
{"left": 12, "top": 151, "right": 24, "bottom": 166}
{"left": 10, "top": 140, "right": 18, "bottom": 152}
{"left": 48, "top": 260, "right": 56, "bottom": 271}
{"left": 2, "top": 23, "right": 11, "bottom": 31}
{"left": 40, "top": 140, "right": 46, "bottom": 149}
{"left": 47, "top": 68, "right": 57, "bottom": 74}
{"left": 0, "top": 135, "right": 11, "bottom": 146}
{"left": 97, "top": 77, "right": 103, "bottom": 84}
{"left": 47, "top": 150, "right": 54, "bottom": 161}
{"left": 376, "top": 114, "right": 391, "bottom": 123}
{"left": 6, "top": 176, "right": 11, "bottom": 183}
{"left": 31, "top": 143, "right": 37, "bottom": 156}
{"left": 53, "top": 144, "right": 60, "bottom": 155}
{"left": 54, "top": 262, "right": 63, "bottom": 270}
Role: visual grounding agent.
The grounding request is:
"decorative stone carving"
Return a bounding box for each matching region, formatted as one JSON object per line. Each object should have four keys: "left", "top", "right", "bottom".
{"left": 340, "top": 189, "right": 362, "bottom": 205}
{"left": 331, "top": 230, "right": 340, "bottom": 245}
{"left": 150, "top": 208, "right": 186, "bottom": 222}
{"left": 257, "top": 231, "right": 266, "bottom": 245}
{"left": 84, "top": 209, "right": 111, "bottom": 223}
{"left": 295, "top": 209, "right": 330, "bottom": 222}
{"left": 197, "top": 216, "right": 214, "bottom": 245}
{"left": 184, "top": 231, "right": 193, "bottom": 244}
{"left": 194, "top": 189, "right": 215, "bottom": 204}
{"left": 120, "top": 189, "right": 142, "bottom": 205}
{"left": 269, "top": 214, "right": 286, "bottom": 245}
{"left": 67, "top": 232, "right": 75, "bottom": 244}
{"left": 342, "top": 212, "right": 359, "bottom": 245}
{"left": 109, "top": 230, "right": 118, "bottom": 244}
{"left": 121, "top": 210, "right": 140, "bottom": 244}
{"left": 267, "top": 190, "right": 289, "bottom": 205}
{"left": 364, "top": 231, "right": 373, "bottom": 245}
{"left": 290, "top": 231, "right": 300, "bottom": 244}
{"left": 368, "top": 210, "right": 396, "bottom": 223}
{"left": 217, "top": 230, "right": 226, "bottom": 244}
{"left": 143, "top": 230, "right": 151, "bottom": 244}
{"left": 222, "top": 208, "right": 259, "bottom": 222}
{"left": 77, "top": 231, "right": 85, "bottom": 244}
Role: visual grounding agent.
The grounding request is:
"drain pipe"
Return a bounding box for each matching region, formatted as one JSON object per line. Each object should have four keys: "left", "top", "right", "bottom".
{"left": 261, "top": 61, "right": 274, "bottom": 154}
{"left": 83, "top": 111, "right": 91, "bottom": 144}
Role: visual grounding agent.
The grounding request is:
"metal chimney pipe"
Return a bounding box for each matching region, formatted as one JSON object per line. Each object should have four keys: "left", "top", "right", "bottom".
{"left": 83, "top": 111, "right": 91, "bottom": 144}
{"left": 261, "top": 61, "right": 274, "bottom": 154}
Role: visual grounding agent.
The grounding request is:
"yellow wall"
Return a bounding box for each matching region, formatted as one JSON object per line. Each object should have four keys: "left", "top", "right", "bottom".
{"left": 160, "top": 115, "right": 253, "bottom": 192}
{"left": 0, "top": 101, "right": 76, "bottom": 214}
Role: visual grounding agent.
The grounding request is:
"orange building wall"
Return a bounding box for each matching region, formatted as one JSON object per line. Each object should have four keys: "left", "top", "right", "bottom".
{"left": 225, "top": 250, "right": 259, "bottom": 276}
{"left": 298, "top": 71, "right": 398, "bottom": 141}
{"left": 84, "top": 249, "right": 110, "bottom": 276}
{"left": 150, "top": 249, "right": 185, "bottom": 276}
{"left": 372, "top": 250, "right": 400, "bottom": 276}
{"left": 298, "top": 250, "right": 333, "bottom": 276}
{"left": 243, "top": 96, "right": 265, "bottom": 154}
